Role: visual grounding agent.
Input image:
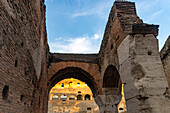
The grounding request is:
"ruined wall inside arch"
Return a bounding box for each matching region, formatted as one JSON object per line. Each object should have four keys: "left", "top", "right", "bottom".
{"left": 0, "top": 1, "right": 49, "bottom": 113}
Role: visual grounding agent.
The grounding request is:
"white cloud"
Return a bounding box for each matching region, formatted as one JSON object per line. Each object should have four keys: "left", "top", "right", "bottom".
{"left": 49, "top": 34, "right": 102, "bottom": 53}
{"left": 71, "top": 12, "right": 89, "bottom": 18}
{"left": 71, "top": 0, "right": 113, "bottom": 19}
{"left": 94, "top": 34, "right": 100, "bottom": 39}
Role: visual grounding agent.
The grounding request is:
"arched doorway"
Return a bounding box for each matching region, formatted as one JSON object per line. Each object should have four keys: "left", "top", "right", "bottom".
{"left": 84, "top": 94, "right": 91, "bottom": 100}
{"left": 48, "top": 67, "right": 100, "bottom": 113}
{"left": 48, "top": 67, "right": 99, "bottom": 97}
{"left": 48, "top": 78, "right": 100, "bottom": 113}
{"left": 102, "top": 65, "right": 126, "bottom": 113}
{"left": 69, "top": 95, "right": 76, "bottom": 100}
{"left": 52, "top": 95, "right": 58, "bottom": 100}
{"left": 103, "top": 65, "right": 120, "bottom": 88}
{"left": 77, "top": 94, "right": 83, "bottom": 100}
{"left": 60, "top": 95, "right": 67, "bottom": 101}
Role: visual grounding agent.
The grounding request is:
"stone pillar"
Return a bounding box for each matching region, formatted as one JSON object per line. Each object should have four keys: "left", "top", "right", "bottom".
{"left": 91, "top": 95, "right": 93, "bottom": 100}
{"left": 82, "top": 94, "right": 85, "bottom": 100}
{"left": 57, "top": 94, "right": 62, "bottom": 100}
{"left": 66, "top": 94, "right": 69, "bottom": 100}
{"left": 95, "top": 88, "right": 121, "bottom": 113}
{"left": 118, "top": 34, "right": 170, "bottom": 113}
{"left": 49, "top": 94, "right": 53, "bottom": 100}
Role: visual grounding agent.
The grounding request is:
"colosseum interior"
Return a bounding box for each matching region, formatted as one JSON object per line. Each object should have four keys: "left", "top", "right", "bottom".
{"left": 0, "top": 0, "right": 170, "bottom": 113}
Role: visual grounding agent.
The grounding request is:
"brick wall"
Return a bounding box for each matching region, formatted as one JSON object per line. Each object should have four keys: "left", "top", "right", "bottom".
{"left": 0, "top": 0, "right": 49, "bottom": 113}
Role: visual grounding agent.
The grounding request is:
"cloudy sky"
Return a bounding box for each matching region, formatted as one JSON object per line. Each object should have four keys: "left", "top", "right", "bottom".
{"left": 45, "top": 0, "right": 170, "bottom": 53}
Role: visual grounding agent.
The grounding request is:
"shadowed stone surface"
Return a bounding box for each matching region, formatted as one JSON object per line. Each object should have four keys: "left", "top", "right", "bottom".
{"left": 160, "top": 36, "right": 170, "bottom": 87}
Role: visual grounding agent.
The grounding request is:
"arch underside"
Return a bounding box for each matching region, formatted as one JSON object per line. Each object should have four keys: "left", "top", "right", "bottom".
{"left": 48, "top": 67, "right": 99, "bottom": 97}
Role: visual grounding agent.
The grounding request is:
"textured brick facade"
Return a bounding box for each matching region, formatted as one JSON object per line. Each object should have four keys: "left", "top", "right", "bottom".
{"left": 0, "top": 0, "right": 49, "bottom": 113}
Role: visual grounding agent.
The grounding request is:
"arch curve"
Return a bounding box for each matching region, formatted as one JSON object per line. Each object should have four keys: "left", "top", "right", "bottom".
{"left": 48, "top": 67, "right": 99, "bottom": 97}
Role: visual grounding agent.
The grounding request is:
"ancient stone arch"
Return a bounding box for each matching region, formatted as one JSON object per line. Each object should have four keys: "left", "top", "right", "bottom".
{"left": 0, "top": 0, "right": 170, "bottom": 113}
{"left": 48, "top": 66, "right": 100, "bottom": 96}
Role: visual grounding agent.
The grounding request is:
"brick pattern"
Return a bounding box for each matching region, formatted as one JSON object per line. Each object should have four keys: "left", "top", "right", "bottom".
{"left": 99, "top": 1, "right": 142, "bottom": 65}
{"left": 51, "top": 53, "right": 99, "bottom": 64}
{"left": 0, "top": 0, "right": 49, "bottom": 113}
{"left": 48, "top": 61, "right": 102, "bottom": 95}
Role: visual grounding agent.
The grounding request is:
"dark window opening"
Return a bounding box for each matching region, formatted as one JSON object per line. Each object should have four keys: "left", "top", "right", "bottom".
{"left": 61, "top": 83, "right": 64, "bottom": 88}
{"left": 77, "top": 95, "right": 82, "bottom": 100}
{"left": 111, "top": 44, "right": 113, "bottom": 49}
{"left": 21, "top": 42, "right": 24, "bottom": 47}
{"left": 84, "top": 94, "right": 90, "bottom": 100}
{"left": 20, "top": 95, "right": 25, "bottom": 102}
{"left": 2, "top": 85, "right": 9, "bottom": 100}
{"left": 15, "top": 59, "right": 18, "bottom": 67}
{"left": 148, "top": 51, "right": 152, "bottom": 55}
{"left": 69, "top": 82, "right": 72, "bottom": 87}
{"left": 78, "top": 91, "right": 81, "bottom": 93}
{"left": 87, "top": 107, "right": 92, "bottom": 110}
{"left": 119, "top": 108, "right": 124, "bottom": 110}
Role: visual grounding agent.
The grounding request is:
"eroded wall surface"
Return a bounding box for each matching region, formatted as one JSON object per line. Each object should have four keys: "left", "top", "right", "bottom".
{"left": 97, "top": 1, "right": 170, "bottom": 113}
{"left": 160, "top": 36, "right": 170, "bottom": 87}
{"left": 0, "top": 1, "right": 49, "bottom": 113}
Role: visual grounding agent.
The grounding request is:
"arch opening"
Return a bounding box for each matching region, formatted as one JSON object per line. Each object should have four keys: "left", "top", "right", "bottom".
{"left": 52, "top": 95, "right": 58, "bottom": 100}
{"left": 103, "top": 65, "right": 120, "bottom": 88}
{"left": 60, "top": 95, "right": 67, "bottom": 101}
{"left": 85, "top": 94, "right": 91, "bottom": 100}
{"left": 48, "top": 78, "right": 99, "bottom": 113}
{"left": 87, "top": 107, "right": 92, "bottom": 110}
{"left": 69, "top": 95, "right": 76, "bottom": 100}
{"left": 77, "top": 94, "right": 83, "bottom": 100}
{"left": 103, "top": 65, "right": 127, "bottom": 113}
{"left": 48, "top": 67, "right": 99, "bottom": 97}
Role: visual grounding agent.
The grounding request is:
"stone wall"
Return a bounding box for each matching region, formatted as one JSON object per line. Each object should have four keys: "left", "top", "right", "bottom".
{"left": 118, "top": 34, "right": 170, "bottom": 113}
{"left": 0, "top": 0, "right": 49, "bottom": 113}
{"left": 51, "top": 53, "right": 99, "bottom": 64}
{"left": 160, "top": 36, "right": 170, "bottom": 87}
{"left": 97, "top": 1, "right": 170, "bottom": 113}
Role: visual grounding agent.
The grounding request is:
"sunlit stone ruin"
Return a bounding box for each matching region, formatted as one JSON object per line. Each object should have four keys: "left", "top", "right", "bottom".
{"left": 48, "top": 78, "right": 100, "bottom": 113}
{"left": 0, "top": 0, "right": 170, "bottom": 113}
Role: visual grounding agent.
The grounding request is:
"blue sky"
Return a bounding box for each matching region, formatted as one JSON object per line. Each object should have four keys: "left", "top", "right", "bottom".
{"left": 45, "top": 0, "right": 170, "bottom": 53}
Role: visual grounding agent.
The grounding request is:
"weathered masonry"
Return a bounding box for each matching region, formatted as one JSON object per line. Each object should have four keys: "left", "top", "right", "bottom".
{"left": 0, "top": 0, "right": 170, "bottom": 113}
